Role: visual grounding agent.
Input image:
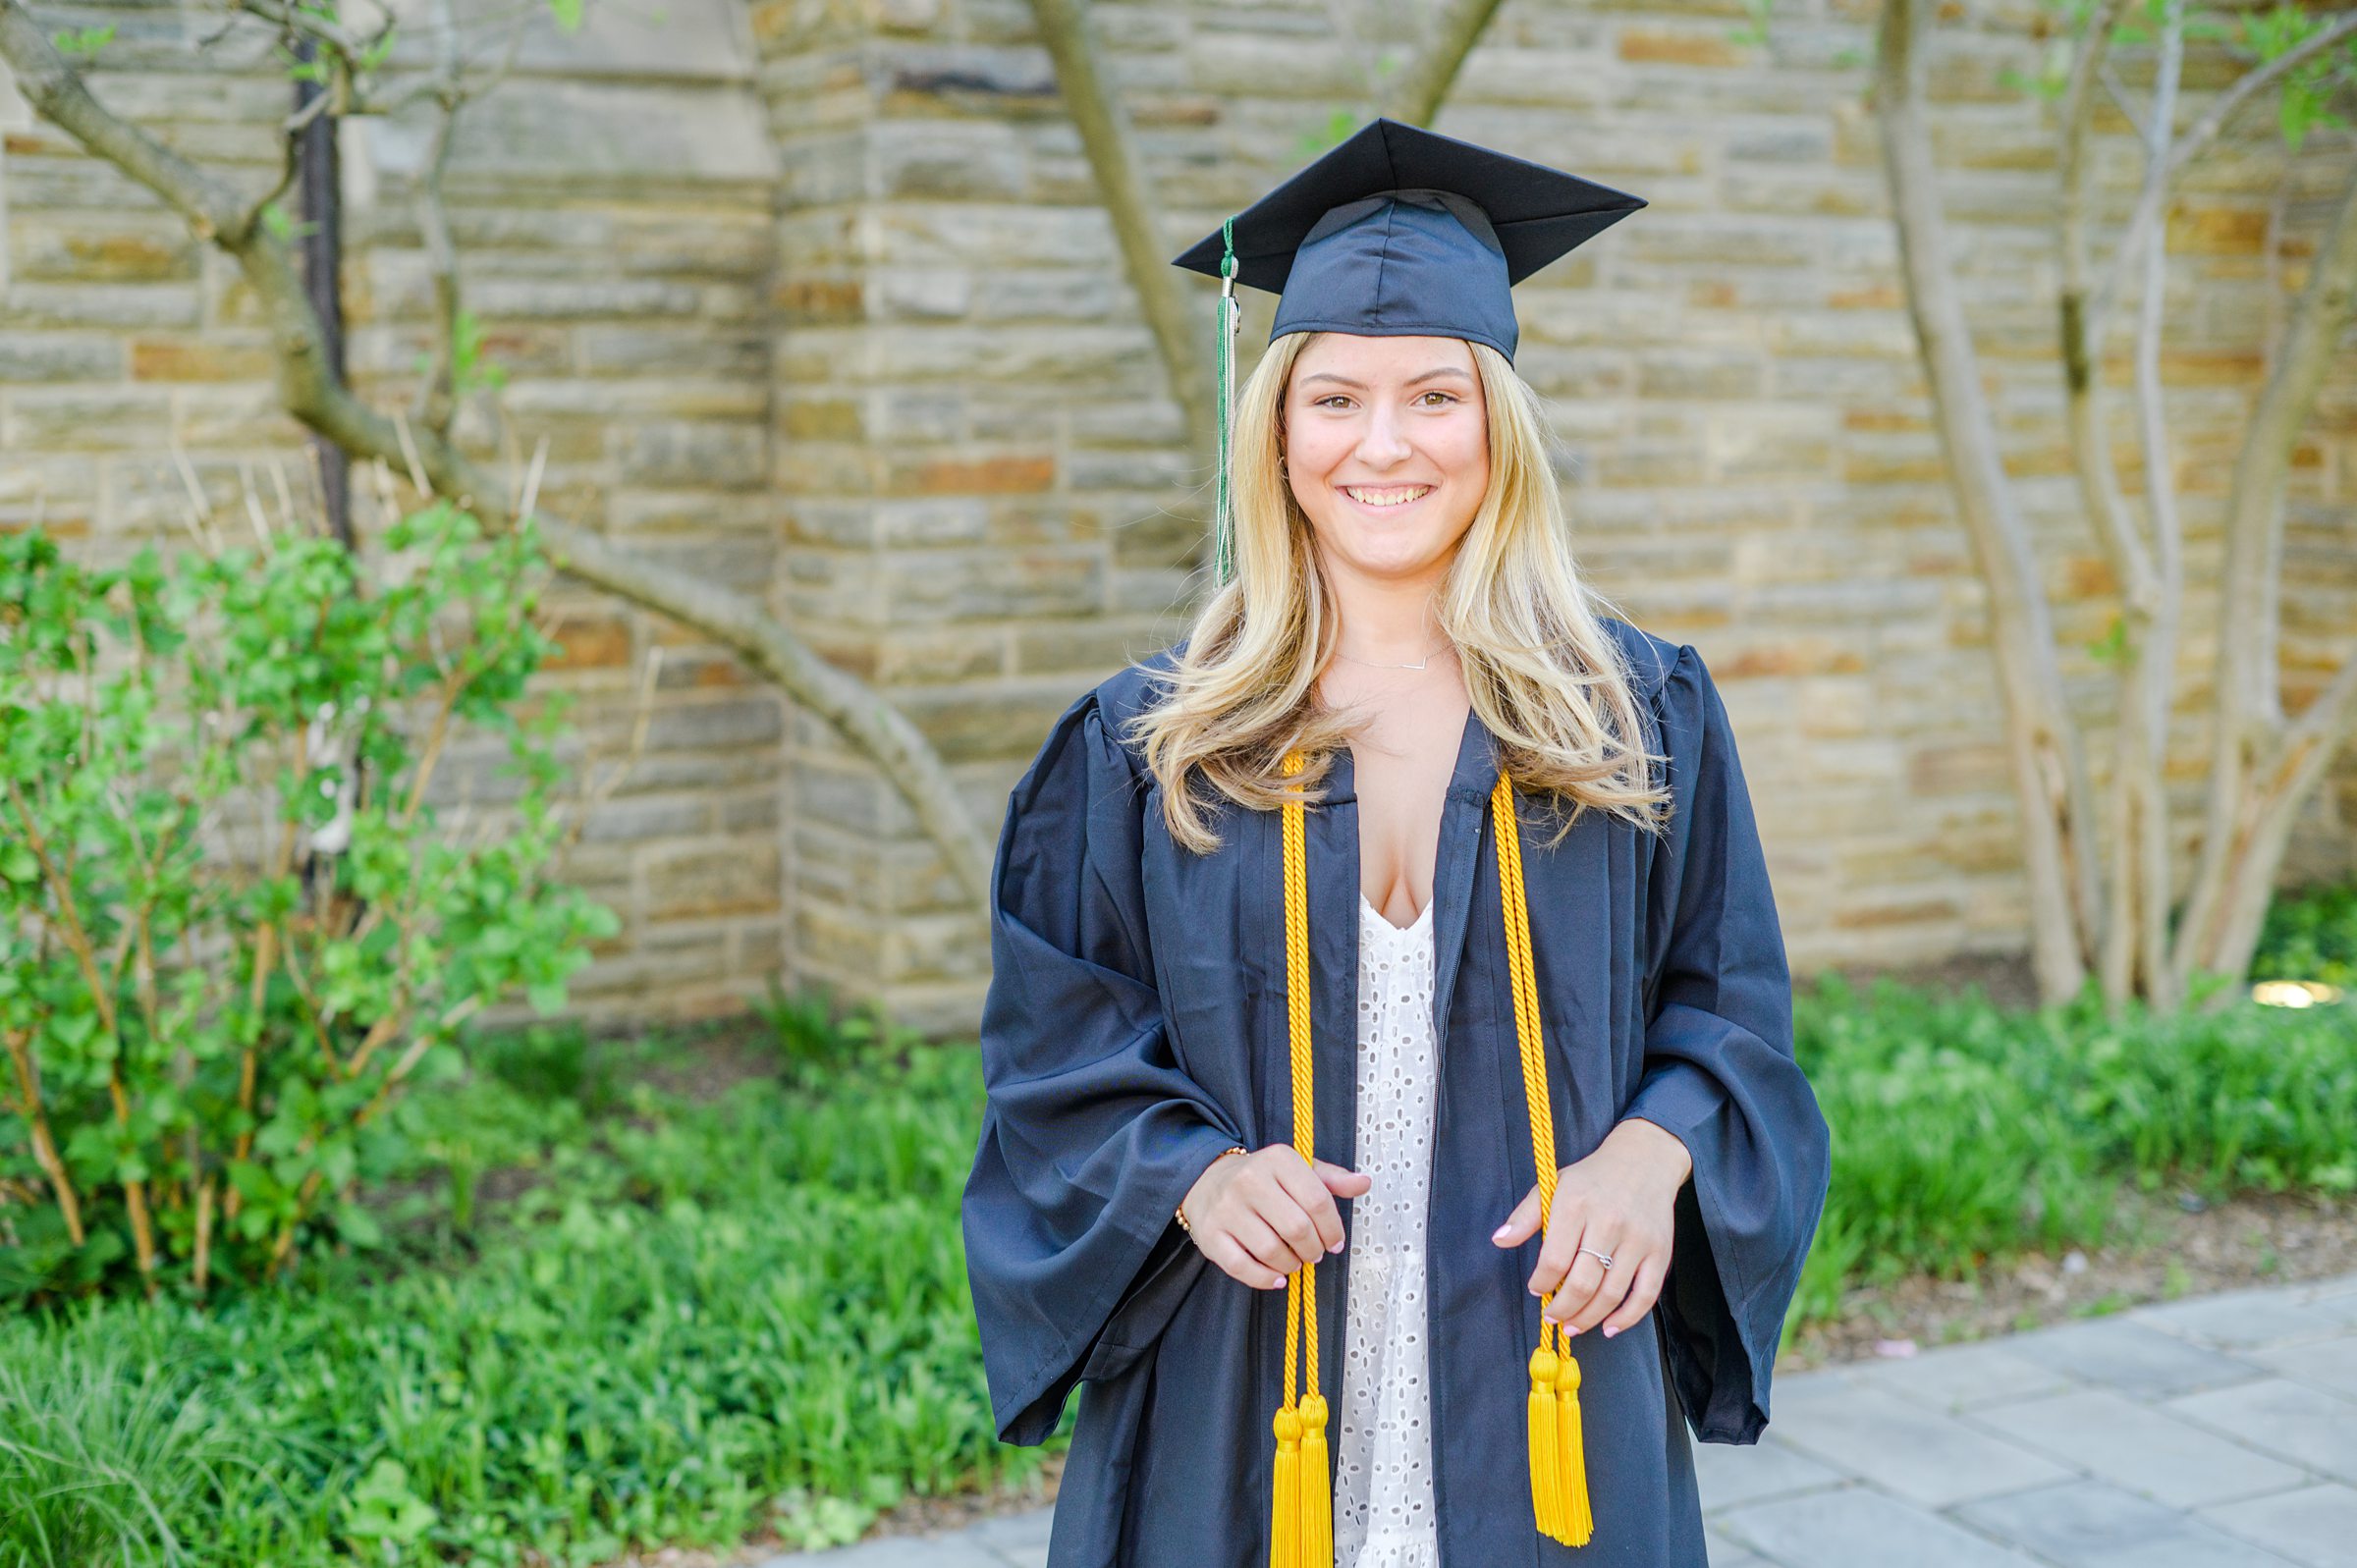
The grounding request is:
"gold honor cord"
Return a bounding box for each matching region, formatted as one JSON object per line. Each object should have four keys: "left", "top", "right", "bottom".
{"left": 1270, "top": 753, "right": 1592, "bottom": 1567}
{"left": 1491, "top": 769, "right": 1595, "bottom": 1546}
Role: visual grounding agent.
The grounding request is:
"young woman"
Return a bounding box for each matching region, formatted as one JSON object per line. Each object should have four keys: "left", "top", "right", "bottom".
{"left": 963, "top": 119, "right": 1832, "bottom": 1568}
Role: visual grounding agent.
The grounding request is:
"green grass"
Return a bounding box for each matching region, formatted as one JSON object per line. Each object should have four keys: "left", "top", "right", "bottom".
{"left": 5, "top": 887, "right": 2354, "bottom": 1565}
{"left": 0, "top": 1340, "right": 252, "bottom": 1568}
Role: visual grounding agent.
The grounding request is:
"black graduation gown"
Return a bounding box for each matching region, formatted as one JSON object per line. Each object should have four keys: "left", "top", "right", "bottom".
{"left": 960, "top": 616, "right": 1833, "bottom": 1568}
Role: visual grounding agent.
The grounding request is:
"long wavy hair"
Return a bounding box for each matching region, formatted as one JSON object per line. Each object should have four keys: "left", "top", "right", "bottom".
{"left": 1123, "top": 330, "right": 1672, "bottom": 856}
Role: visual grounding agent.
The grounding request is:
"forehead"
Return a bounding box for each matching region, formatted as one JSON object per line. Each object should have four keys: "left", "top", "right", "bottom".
{"left": 1288, "top": 333, "right": 1477, "bottom": 383}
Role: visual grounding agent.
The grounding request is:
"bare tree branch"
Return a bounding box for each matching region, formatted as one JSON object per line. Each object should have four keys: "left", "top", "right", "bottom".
{"left": 2089, "top": 11, "right": 2357, "bottom": 340}
{"left": 1023, "top": 0, "right": 1213, "bottom": 459}
{"left": 0, "top": 0, "right": 253, "bottom": 242}
{"left": 413, "top": 0, "right": 473, "bottom": 437}
{"left": 2058, "top": 0, "right": 2154, "bottom": 625}
{"left": 0, "top": 0, "right": 997, "bottom": 908}
{"left": 1381, "top": 0, "right": 1507, "bottom": 126}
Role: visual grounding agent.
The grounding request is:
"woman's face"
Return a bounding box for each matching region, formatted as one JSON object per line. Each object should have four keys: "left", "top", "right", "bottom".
{"left": 1282, "top": 332, "right": 1490, "bottom": 584}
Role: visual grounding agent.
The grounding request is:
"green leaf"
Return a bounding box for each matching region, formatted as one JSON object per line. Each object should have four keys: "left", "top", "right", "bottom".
{"left": 51, "top": 22, "right": 114, "bottom": 58}
{"left": 334, "top": 1201, "right": 385, "bottom": 1248}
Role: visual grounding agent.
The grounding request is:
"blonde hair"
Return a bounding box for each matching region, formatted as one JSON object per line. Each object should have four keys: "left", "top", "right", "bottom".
{"left": 1124, "top": 330, "right": 1672, "bottom": 856}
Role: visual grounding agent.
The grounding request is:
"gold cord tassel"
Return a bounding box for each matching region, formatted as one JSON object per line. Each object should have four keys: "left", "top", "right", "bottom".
{"left": 1527, "top": 1341, "right": 1562, "bottom": 1537}
{"left": 1297, "top": 1391, "right": 1333, "bottom": 1568}
{"left": 1271, "top": 1402, "right": 1302, "bottom": 1568}
{"left": 1555, "top": 1346, "right": 1593, "bottom": 1544}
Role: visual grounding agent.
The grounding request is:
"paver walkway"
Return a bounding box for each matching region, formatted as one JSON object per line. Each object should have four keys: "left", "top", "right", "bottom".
{"left": 769, "top": 1270, "right": 2357, "bottom": 1567}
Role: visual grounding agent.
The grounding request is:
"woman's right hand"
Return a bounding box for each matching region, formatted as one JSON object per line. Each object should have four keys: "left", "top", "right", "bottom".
{"left": 1179, "top": 1145, "right": 1372, "bottom": 1288}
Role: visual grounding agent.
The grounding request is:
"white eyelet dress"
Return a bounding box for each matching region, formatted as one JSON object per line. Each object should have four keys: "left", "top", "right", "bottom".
{"left": 1333, "top": 890, "right": 1444, "bottom": 1568}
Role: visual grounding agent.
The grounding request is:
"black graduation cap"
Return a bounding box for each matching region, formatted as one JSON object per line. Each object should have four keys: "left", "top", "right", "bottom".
{"left": 1171, "top": 117, "right": 1647, "bottom": 361}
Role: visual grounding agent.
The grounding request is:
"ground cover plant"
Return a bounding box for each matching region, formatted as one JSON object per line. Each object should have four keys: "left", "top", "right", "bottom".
{"left": 0, "top": 890, "right": 2350, "bottom": 1565}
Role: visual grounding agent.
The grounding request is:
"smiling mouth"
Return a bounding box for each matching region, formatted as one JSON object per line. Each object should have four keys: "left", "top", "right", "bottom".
{"left": 1340, "top": 485, "right": 1435, "bottom": 508}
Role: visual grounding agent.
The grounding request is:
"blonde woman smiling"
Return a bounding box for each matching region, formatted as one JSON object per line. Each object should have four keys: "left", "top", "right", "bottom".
{"left": 964, "top": 118, "right": 1831, "bottom": 1568}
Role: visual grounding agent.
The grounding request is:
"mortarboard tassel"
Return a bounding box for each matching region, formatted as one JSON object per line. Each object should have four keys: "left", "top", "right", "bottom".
{"left": 1276, "top": 754, "right": 1595, "bottom": 1558}
{"left": 1214, "top": 217, "right": 1241, "bottom": 588}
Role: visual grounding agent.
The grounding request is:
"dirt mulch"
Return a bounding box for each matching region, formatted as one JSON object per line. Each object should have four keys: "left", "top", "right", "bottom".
{"left": 1782, "top": 1185, "right": 2357, "bottom": 1370}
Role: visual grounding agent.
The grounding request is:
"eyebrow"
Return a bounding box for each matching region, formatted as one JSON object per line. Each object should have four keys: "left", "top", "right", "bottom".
{"left": 1298, "top": 367, "right": 1475, "bottom": 391}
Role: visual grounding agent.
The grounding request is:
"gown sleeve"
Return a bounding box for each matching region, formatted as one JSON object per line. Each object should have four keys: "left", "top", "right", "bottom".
{"left": 1619, "top": 642, "right": 1834, "bottom": 1445}
{"left": 960, "top": 684, "right": 1250, "bottom": 1446}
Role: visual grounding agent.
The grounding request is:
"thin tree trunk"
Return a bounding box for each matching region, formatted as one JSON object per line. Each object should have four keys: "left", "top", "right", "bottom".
{"left": 2175, "top": 156, "right": 2357, "bottom": 996}
{"left": 2117, "top": 4, "right": 2186, "bottom": 1012}
{"left": 1876, "top": 0, "right": 2100, "bottom": 1005}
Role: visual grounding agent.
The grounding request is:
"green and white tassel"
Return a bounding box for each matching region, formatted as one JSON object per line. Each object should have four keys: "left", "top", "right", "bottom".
{"left": 1214, "top": 215, "right": 1241, "bottom": 587}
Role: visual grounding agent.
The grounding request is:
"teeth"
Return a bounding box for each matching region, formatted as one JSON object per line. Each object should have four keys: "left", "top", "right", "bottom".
{"left": 1343, "top": 486, "right": 1433, "bottom": 508}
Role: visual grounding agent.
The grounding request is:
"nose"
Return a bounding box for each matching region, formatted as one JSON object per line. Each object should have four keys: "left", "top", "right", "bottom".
{"left": 1354, "top": 404, "right": 1413, "bottom": 469}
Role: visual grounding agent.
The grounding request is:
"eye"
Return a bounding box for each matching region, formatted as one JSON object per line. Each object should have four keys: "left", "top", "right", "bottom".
{"left": 1313, "top": 395, "right": 1355, "bottom": 409}
{"left": 1416, "top": 390, "right": 1460, "bottom": 407}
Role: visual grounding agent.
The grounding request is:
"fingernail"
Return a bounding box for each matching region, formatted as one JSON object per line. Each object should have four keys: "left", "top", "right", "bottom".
{"left": 1329, "top": 1239, "right": 1343, "bottom": 1253}
{"left": 1602, "top": 1325, "right": 1618, "bottom": 1339}
{"left": 1491, "top": 1224, "right": 1510, "bottom": 1241}
{"left": 1565, "top": 1325, "right": 1581, "bottom": 1337}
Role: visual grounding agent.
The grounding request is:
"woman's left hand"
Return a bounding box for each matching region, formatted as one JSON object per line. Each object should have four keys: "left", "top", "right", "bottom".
{"left": 1490, "top": 1117, "right": 1693, "bottom": 1339}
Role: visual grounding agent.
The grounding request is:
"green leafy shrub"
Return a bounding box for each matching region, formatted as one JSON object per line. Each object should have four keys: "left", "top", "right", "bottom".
{"left": 2250, "top": 878, "right": 2357, "bottom": 990}
{"left": 0, "top": 512, "right": 617, "bottom": 1301}
{"left": 1796, "top": 955, "right": 2357, "bottom": 1293}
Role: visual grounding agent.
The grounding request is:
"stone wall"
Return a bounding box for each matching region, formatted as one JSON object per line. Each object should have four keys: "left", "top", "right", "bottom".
{"left": 3, "top": 0, "right": 2352, "bottom": 1035}
{"left": 0, "top": 0, "right": 791, "bottom": 1025}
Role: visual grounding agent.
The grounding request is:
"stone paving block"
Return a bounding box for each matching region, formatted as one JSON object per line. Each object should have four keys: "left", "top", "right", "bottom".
{"left": 1761, "top": 1374, "right": 2074, "bottom": 1507}
{"left": 2169, "top": 1378, "right": 2357, "bottom": 1484}
{"left": 1705, "top": 1527, "right": 1772, "bottom": 1568}
{"left": 1715, "top": 1484, "right": 2047, "bottom": 1567}
{"left": 2008, "top": 1316, "right": 2269, "bottom": 1397}
{"left": 1848, "top": 1338, "right": 2075, "bottom": 1411}
{"left": 2248, "top": 1337, "right": 2357, "bottom": 1400}
{"left": 1693, "top": 1433, "right": 1845, "bottom": 1511}
{"left": 764, "top": 1530, "right": 1007, "bottom": 1568}
{"left": 1956, "top": 1478, "right": 2304, "bottom": 1567}
{"left": 1966, "top": 1385, "right": 2308, "bottom": 1505}
{"left": 2133, "top": 1285, "right": 2357, "bottom": 1350}
{"left": 965, "top": 1505, "right": 1052, "bottom": 1567}
{"left": 2200, "top": 1482, "right": 2357, "bottom": 1568}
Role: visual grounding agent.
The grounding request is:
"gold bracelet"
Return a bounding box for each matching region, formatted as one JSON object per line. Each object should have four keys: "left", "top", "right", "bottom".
{"left": 1175, "top": 1146, "right": 1249, "bottom": 1234}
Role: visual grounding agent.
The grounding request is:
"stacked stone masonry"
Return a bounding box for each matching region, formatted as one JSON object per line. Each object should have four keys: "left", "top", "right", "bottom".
{"left": 2, "top": 0, "right": 2351, "bottom": 1033}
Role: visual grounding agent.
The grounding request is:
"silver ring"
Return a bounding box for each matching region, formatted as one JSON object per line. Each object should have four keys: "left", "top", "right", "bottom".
{"left": 1578, "top": 1246, "right": 1615, "bottom": 1270}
